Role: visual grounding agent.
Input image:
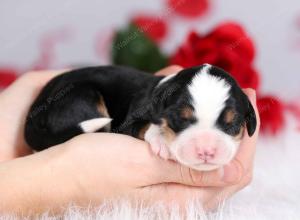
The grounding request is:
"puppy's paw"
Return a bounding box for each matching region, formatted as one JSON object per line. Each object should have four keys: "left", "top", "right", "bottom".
{"left": 148, "top": 137, "right": 170, "bottom": 160}
{"left": 144, "top": 124, "right": 170, "bottom": 160}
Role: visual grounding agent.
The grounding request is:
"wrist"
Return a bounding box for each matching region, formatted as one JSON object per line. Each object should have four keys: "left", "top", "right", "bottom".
{"left": 61, "top": 136, "right": 108, "bottom": 204}
{"left": 36, "top": 144, "right": 85, "bottom": 213}
{"left": 0, "top": 144, "right": 81, "bottom": 215}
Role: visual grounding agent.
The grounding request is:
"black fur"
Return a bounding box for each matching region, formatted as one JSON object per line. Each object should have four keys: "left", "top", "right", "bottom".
{"left": 25, "top": 65, "right": 256, "bottom": 151}
{"left": 25, "top": 66, "right": 159, "bottom": 150}
{"left": 209, "top": 65, "right": 257, "bottom": 137}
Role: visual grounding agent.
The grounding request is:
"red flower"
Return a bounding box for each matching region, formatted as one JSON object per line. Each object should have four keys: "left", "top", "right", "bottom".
{"left": 208, "top": 22, "right": 255, "bottom": 62}
{"left": 170, "top": 22, "right": 291, "bottom": 135}
{"left": 170, "top": 22, "right": 260, "bottom": 90}
{"left": 0, "top": 68, "right": 18, "bottom": 88}
{"left": 167, "top": 0, "right": 209, "bottom": 18}
{"left": 132, "top": 15, "right": 168, "bottom": 43}
{"left": 257, "top": 96, "right": 285, "bottom": 134}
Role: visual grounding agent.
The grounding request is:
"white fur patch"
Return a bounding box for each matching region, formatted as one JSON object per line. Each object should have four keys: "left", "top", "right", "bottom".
{"left": 156, "top": 64, "right": 236, "bottom": 171}
{"left": 144, "top": 124, "right": 171, "bottom": 159}
{"left": 146, "top": 64, "right": 236, "bottom": 171}
{"left": 79, "top": 118, "right": 112, "bottom": 133}
{"left": 188, "top": 64, "right": 231, "bottom": 128}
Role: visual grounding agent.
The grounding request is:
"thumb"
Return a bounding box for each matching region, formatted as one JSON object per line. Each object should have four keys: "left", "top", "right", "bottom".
{"left": 155, "top": 65, "right": 183, "bottom": 76}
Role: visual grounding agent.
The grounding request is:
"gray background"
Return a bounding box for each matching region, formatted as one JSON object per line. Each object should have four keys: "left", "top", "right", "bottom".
{"left": 1, "top": 0, "right": 300, "bottom": 99}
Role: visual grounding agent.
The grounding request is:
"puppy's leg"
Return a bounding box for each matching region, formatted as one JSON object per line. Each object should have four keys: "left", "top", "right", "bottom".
{"left": 144, "top": 124, "right": 171, "bottom": 160}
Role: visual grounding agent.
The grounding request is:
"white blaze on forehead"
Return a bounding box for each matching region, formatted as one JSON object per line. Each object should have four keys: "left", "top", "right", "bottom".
{"left": 188, "top": 64, "right": 231, "bottom": 127}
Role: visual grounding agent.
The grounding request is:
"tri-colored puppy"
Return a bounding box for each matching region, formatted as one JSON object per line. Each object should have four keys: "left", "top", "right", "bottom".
{"left": 25, "top": 64, "right": 256, "bottom": 171}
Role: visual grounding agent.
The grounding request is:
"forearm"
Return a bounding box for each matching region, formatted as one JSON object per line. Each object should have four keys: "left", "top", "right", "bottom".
{"left": 0, "top": 144, "right": 79, "bottom": 216}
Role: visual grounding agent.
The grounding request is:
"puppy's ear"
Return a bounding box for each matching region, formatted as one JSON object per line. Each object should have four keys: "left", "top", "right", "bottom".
{"left": 245, "top": 99, "right": 257, "bottom": 136}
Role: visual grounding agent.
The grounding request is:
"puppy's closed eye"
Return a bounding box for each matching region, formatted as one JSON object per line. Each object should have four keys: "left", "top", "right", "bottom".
{"left": 219, "top": 108, "right": 243, "bottom": 136}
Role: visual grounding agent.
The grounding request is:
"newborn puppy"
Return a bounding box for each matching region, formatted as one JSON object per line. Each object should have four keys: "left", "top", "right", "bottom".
{"left": 142, "top": 64, "right": 256, "bottom": 171}
{"left": 25, "top": 64, "right": 256, "bottom": 171}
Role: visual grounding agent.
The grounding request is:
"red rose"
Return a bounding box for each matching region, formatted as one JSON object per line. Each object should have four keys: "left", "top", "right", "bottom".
{"left": 170, "top": 22, "right": 260, "bottom": 90}
{"left": 208, "top": 22, "right": 255, "bottom": 62}
{"left": 132, "top": 15, "right": 168, "bottom": 43}
{"left": 169, "top": 22, "right": 292, "bottom": 135}
{"left": 167, "top": 0, "right": 209, "bottom": 18}
{"left": 257, "top": 96, "right": 285, "bottom": 134}
{"left": 0, "top": 68, "right": 18, "bottom": 88}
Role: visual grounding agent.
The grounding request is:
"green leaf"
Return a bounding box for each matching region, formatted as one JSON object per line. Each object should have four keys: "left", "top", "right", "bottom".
{"left": 111, "top": 24, "right": 167, "bottom": 73}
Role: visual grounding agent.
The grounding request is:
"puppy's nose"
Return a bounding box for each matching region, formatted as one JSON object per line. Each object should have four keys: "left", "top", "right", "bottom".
{"left": 196, "top": 147, "right": 216, "bottom": 161}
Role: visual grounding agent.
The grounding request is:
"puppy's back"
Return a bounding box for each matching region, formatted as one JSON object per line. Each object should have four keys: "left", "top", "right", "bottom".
{"left": 25, "top": 66, "right": 153, "bottom": 151}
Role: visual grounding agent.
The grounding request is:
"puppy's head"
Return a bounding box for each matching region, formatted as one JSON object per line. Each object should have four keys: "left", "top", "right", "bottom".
{"left": 148, "top": 64, "right": 256, "bottom": 171}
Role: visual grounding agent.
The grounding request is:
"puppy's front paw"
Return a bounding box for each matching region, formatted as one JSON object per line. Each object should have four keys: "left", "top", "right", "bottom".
{"left": 144, "top": 124, "right": 170, "bottom": 160}
{"left": 148, "top": 136, "right": 170, "bottom": 160}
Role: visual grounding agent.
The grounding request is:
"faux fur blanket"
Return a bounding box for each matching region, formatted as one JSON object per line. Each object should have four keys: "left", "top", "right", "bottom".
{"left": 1, "top": 116, "right": 300, "bottom": 220}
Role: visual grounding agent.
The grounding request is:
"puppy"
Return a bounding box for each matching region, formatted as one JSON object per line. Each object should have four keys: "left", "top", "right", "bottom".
{"left": 25, "top": 64, "right": 256, "bottom": 171}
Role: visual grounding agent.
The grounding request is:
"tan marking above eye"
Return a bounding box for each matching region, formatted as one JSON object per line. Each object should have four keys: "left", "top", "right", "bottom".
{"left": 224, "top": 109, "right": 236, "bottom": 124}
{"left": 181, "top": 106, "right": 194, "bottom": 119}
{"left": 160, "top": 119, "right": 176, "bottom": 144}
{"left": 97, "top": 95, "right": 110, "bottom": 118}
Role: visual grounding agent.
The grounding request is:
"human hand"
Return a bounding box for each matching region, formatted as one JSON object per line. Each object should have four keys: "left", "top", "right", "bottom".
{"left": 0, "top": 66, "right": 259, "bottom": 215}
{"left": 0, "top": 70, "right": 65, "bottom": 161}
{"left": 54, "top": 66, "right": 260, "bottom": 211}
{"left": 52, "top": 85, "right": 259, "bottom": 212}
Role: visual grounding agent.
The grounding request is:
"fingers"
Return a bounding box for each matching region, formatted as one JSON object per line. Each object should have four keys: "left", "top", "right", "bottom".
{"left": 0, "top": 69, "right": 70, "bottom": 160}
{"left": 222, "top": 89, "right": 260, "bottom": 183}
{"left": 69, "top": 133, "right": 237, "bottom": 188}
{"left": 136, "top": 169, "right": 253, "bottom": 212}
{"left": 18, "top": 69, "right": 69, "bottom": 88}
{"left": 154, "top": 65, "right": 183, "bottom": 76}
{"left": 237, "top": 89, "right": 260, "bottom": 163}
{"left": 243, "top": 88, "right": 261, "bottom": 131}
{"left": 3, "top": 69, "right": 68, "bottom": 97}
{"left": 134, "top": 182, "right": 232, "bottom": 212}
{"left": 135, "top": 176, "right": 251, "bottom": 212}
{"left": 151, "top": 158, "right": 240, "bottom": 187}
{"left": 203, "top": 170, "right": 253, "bottom": 211}
{"left": 1, "top": 69, "right": 69, "bottom": 113}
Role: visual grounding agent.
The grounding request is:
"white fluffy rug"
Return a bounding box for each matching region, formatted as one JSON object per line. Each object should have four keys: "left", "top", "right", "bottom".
{"left": 1, "top": 115, "right": 300, "bottom": 220}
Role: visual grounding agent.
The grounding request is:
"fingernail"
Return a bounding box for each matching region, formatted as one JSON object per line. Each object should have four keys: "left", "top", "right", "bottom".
{"left": 222, "top": 164, "right": 239, "bottom": 183}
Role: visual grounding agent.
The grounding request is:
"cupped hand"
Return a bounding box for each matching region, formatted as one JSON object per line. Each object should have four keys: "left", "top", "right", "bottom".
{"left": 53, "top": 66, "right": 260, "bottom": 211}
{"left": 0, "top": 70, "right": 65, "bottom": 161}
{"left": 0, "top": 66, "right": 260, "bottom": 214}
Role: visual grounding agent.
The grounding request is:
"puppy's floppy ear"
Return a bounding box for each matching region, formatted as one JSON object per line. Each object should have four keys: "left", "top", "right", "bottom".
{"left": 245, "top": 99, "right": 257, "bottom": 136}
